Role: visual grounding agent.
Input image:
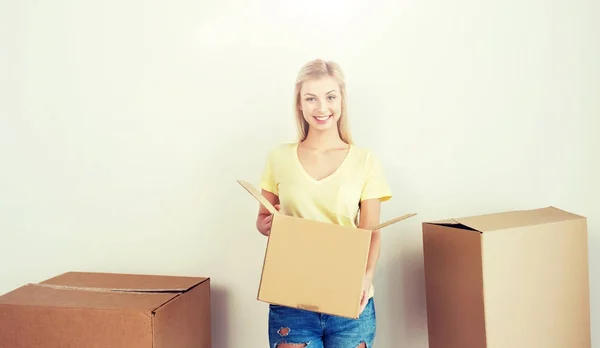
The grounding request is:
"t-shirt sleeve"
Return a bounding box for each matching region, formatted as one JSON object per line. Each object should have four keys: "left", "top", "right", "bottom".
{"left": 259, "top": 148, "right": 279, "bottom": 195}
{"left": 360, "top": 152, "right": 392, "bottom": 202}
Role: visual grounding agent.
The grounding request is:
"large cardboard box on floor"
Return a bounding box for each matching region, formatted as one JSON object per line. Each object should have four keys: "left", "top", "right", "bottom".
{"left": 422, "top": 206, "right": 591, "bottom": 348}
{"left": 238, "top": 180, "right": 416, "bottom": 319}
{"left": 0, "top": 271, "right": 211, "bottom": 348}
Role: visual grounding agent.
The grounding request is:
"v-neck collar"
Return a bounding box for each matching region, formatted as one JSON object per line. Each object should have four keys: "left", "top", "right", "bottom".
{"left": 293, "top": 142, "right": 353, "bottom": 184}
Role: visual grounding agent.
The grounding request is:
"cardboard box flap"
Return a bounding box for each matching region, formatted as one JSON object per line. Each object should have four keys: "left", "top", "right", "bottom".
{"left": 432, "top": 206, "right": 585, "bottom": 233}
{"left": 369, "top": 213, "right": 417, "bottom": 230}
{"left": 41, "top": 271, "right": 207, "bottom": 292}
{"left": 237, "top": 180, "right": 278, "bottom": 215}
{"left": 0, "top": 283, "right": 178, "bottom": 312}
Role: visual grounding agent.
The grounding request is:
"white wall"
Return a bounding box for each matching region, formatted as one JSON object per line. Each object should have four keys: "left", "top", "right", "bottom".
{"left": 1, "top": 0, "right": 598, "bottom": 347}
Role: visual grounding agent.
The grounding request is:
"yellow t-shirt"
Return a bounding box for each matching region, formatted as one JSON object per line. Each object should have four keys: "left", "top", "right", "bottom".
{"left": 259, "top": 142, "right": 392, "bottom": 298}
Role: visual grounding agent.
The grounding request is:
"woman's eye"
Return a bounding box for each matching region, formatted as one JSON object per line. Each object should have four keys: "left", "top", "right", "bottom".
{"left": 327, "top": 95, "right": 336, "bottom": 100}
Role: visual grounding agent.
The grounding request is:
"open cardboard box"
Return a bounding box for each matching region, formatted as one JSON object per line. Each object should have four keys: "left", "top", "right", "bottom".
{"left": 238, "top": 180, "right": 417, "bottom": 319}
{"left": 0, "top": 271, "right": 211, "bottom": 348}
{"left": 422, "top": 206, "right": 591, "bottom": 347}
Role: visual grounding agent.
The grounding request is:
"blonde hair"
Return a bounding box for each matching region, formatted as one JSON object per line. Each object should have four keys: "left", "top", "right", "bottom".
{"left": 294, "top": 59, "right": 352, "bottom": 144}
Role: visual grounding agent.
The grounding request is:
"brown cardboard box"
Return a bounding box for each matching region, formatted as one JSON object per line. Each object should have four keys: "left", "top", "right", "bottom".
{"left": 0, "top": 271, "right": 211, "bottom": 348}
{"left": 238, "top": 180, "right": 417, "bottom": 319}
{"left": 422, "top": 206, "right": 591, "bottom": 348}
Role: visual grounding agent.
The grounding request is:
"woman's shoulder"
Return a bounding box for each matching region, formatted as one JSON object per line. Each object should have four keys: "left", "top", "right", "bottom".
{"left": 268, "top": 142, "right": 296, "bottom": 152}
{"left": 349, "top": 144, "right": 380, "bottom": 163}
{"left": 264, "top": 142, "right": 297, "bottom": 160}
{"left": 271, "top": 142, "right": 297, "bottom": 151}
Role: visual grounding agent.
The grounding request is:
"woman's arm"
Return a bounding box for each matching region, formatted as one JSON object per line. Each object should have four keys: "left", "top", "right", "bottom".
{"left": 357, "top": 198, "right": 382, "bottom": 312}
{"left": 359, "top": 198, "right": 383, "bottom": 278}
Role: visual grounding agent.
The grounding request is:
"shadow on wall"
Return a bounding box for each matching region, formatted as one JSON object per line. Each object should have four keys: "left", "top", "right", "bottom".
{"left": 211, "top": 284, "right": 230, "bottom": 348}
{"left": 381, "top": 236, "right": 429, "bottom": 347}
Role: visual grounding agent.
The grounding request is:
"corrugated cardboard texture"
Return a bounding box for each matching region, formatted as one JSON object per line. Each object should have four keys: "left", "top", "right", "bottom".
{"left": 154, "top": 276, "right": 212, "bottom": 348}
{"left": 423, "top": 206, "right": 591, "bottom": 348}
{"left": 481, "top": 217, "right": 590, "bottom": 347}
{"left": 259, "top": 214, "right": 372, "bottom": 318}
{"left": 422, "top": 223, "right": 487, "bottom": 348}
{"left": 0, "top": 271, "right": 211, "bottom": 348}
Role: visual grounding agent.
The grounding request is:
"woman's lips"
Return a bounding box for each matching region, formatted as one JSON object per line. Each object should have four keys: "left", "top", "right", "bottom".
{"left": 314, "top": 115, "right": 332, "bottom": 124}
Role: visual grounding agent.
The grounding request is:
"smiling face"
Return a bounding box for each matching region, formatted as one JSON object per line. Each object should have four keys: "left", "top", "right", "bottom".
{"left": 298, "top": 76, "right": 343, "bottom": 133}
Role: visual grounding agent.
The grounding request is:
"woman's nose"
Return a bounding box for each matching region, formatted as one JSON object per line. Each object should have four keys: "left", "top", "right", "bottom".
{"left": 318, "top": 103, "right": 328, "bottom": 113}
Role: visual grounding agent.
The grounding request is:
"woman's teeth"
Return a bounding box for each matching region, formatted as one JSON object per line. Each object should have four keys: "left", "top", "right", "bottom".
{"left": 315, "top": 115, "right": 331, "bottom": 121}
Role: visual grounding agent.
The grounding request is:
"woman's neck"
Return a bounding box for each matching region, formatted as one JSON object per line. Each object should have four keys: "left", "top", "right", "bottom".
{"left": 301, "top": 128, "right": 347, "bottom": 151}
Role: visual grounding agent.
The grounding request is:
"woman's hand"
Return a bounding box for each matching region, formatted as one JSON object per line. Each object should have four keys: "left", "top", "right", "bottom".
{"left": 359, "top": 274, "right": 373, "bottom": 314}
{"left": 256, "top": 204, "right": 280, "bottom": 236}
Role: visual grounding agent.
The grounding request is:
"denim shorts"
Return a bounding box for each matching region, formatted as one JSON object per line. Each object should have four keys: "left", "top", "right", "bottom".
{"left": 268, "top": 297, "right": 376, "bottom": 347}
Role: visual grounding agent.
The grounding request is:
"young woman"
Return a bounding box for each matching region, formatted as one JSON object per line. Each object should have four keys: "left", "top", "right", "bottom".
{"left": 256, "top": 59, "right": 392, "bottom": 348}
